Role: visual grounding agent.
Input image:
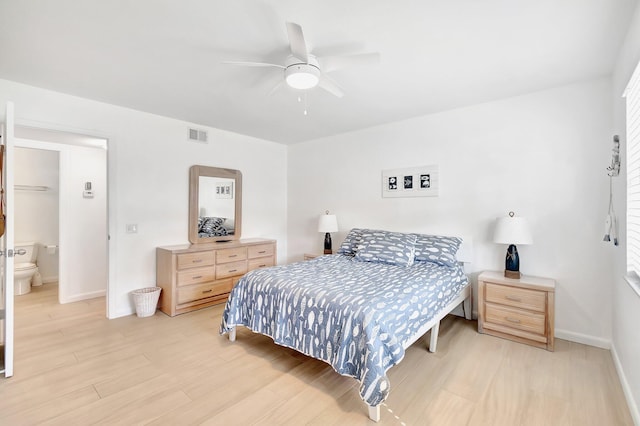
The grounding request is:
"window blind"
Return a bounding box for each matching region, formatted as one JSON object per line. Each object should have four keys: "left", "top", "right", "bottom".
{"left": 626, "top": 60, "right": 640, "bottom": 277}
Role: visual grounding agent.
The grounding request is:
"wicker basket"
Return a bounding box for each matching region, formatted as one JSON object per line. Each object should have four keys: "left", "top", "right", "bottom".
{"left": 132, "top": 287, "right": 161, "bottom": 318}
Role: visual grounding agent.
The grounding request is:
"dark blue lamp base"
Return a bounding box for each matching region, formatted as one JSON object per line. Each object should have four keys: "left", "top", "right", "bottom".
{"left": 324, "top": 232, "right": 333, "bottom": 254}
{"left": 504, "top": 244, "right": 521, "bottom": 279}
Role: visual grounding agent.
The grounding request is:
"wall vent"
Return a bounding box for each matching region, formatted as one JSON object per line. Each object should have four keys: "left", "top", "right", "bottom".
{"left": 188, "top": 128, "right": 208, "bottom": 143}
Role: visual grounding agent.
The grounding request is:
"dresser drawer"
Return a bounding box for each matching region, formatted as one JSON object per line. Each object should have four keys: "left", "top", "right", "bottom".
{"left": 485, "top": 283, "right": 546, "bottom": 312}
{"left": 177, "top": 266, "right": 216, "bottom": 287}
{"left": 216, "top": 260, "right": 248, "bottom": 279}
{"left": 177, "top": 279, "right": 234, "bottom": 305}
{"left": 248, "top": 243, "right": 275, "bottom": 259}
{"left": 248, "top": 256, "right": 275, "bottom": 271}
{"left": 177, "top": 251, "right": 215, "bottom": 270}
{"left": 485, "top": 303, "right": 546, "bottom": 335}
{"left": 217, "top": 247, "right": 247, "bottom": 264}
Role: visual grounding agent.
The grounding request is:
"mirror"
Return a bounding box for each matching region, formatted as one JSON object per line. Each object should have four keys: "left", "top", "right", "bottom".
{"left": 189, "top": 165, "right": 242, "bottom": 244}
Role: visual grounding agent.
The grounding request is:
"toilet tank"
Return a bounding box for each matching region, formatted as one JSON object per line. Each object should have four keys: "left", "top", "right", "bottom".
{"left": 14, "top": 242, "right": 38, "bottom": 264}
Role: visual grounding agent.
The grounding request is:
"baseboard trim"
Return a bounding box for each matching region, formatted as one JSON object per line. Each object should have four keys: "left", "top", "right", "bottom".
{"left": 41, "top": 276, "right": 58, "bottom": 284}
{"left": 611, "top": 342, "right": 640, "bottom": 425}
{"left": 555, "top": 328, "right": 610, "bottom": 349}
{"left": 60, "top": 289, "right": 106, "bottom": 304}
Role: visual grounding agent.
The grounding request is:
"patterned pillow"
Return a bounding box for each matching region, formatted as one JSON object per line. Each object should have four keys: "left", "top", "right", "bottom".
{"left": 413, "top": 234, "right": 462, "bottom": 267}
{"left": 199, "top": 217, "right": 228, "bottom": 236}
{"left": 354, "top": 230, "right": 417, "bottom": 267}
{"left": 337, "top": 228, "right": 364, "bottom": 255}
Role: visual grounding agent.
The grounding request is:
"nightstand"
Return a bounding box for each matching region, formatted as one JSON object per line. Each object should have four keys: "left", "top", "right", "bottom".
{"left": 303, "top": 253, "right": 322, "bottom": 260}
{"left": 478, "top": 271, "right": 555, "bottom": 351}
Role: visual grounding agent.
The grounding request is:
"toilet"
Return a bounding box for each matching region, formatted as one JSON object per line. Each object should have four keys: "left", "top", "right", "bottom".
{"left": 14, "top": 242, "right": 40, "bottom": 296}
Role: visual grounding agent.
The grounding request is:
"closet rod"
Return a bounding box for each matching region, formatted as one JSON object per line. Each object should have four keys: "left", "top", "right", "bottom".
{"left": 15, "top": 184, "right": 50, "bottom": 192}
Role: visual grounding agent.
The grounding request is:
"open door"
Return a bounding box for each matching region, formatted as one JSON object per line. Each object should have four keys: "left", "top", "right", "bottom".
{"left": 1, "top": 101, "right": 15, "bottom": 377}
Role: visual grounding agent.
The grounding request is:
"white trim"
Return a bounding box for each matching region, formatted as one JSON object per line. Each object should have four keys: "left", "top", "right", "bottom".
{"left": 59, "top": 289, "right": 106, "bottom": 304}
{"left": 555, "top": 328, "right": 611, "bottom": 349}
{"left": 611, "top": 342, "right": 640, "bottom": 425}
{"left": 624, "top": 272, "right": 640, "bottom": 298}
{"left": 41, "top": 276, "right": 58, "bottom": 284}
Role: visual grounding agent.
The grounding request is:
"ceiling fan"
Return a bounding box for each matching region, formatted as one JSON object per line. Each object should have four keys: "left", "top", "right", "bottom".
{"left": 224, "top": 22, "right": 380, "bottom": 98}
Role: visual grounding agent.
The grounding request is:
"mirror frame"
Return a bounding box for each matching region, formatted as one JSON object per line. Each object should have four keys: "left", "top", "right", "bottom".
{"left": 189, "top": 165, "right": 242, "bottom": 244}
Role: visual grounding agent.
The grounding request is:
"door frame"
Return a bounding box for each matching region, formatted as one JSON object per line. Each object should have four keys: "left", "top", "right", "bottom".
{"left": 2, "top": 102, "right": 15, "bottom": 377}
{"left": 13, "top": 121, "right": 113, "bottom": 318}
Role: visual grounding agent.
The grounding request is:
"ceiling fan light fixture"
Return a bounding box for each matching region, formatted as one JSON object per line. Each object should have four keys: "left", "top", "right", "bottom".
{"left": 285, "top": 63, "right": 320, "bottom": 89}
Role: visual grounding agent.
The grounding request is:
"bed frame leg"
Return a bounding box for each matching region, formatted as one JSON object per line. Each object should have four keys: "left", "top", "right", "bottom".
{"left": 229, "top": 327, "right": 236, "bottom": 342}
{"left": 368, "top": 404, "right": 380, "bottom": 422}
{"left": 429, "top": 321, "right": 440, "bottom": 353}
{"left": 463, "top": 295, "right": 472, "bottom": 320}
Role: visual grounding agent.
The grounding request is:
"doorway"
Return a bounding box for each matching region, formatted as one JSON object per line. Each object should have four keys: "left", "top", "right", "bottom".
{"left": 14, "top": 127, "right": 108, "bottom": 307}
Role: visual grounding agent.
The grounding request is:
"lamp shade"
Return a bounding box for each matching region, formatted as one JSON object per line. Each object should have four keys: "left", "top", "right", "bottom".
{"left": 318, "top": 214, "right": 338, "bottom": 233}
{"left": 493, "top": 213, "right": 533, "bottom": 245}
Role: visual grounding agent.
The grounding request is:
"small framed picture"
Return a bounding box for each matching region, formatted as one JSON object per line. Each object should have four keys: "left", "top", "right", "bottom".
{"left": 215, "top": 182, "right": 234, "bottom": 199}
{"left": 420, "top": 174, "right": 431, "bottom": 188}
{"left": 404, "top": 175, "right": 413, "bottom": 189}
{"left": 388, "top": 176, "right": 398, "bottom": 190}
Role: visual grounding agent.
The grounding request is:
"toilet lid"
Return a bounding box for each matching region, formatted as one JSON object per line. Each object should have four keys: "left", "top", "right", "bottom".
{"left": 15, "top": 262, "right": 36, "bottom": 270}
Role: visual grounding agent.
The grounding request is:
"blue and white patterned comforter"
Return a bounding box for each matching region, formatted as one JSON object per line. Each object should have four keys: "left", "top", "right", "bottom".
{"left": 220, "top": 254, "right": 468, "bottom": 406}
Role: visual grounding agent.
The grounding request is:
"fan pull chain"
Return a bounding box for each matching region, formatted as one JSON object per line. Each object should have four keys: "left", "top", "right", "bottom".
{"left": 297, "top": 93, "right": 309, "bottom": 115}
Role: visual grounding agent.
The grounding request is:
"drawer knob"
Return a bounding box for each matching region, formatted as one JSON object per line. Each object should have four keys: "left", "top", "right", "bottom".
{"left": 192, "top": 275, "right": 202, "bottom": 280}
{"left": 202, "top": 289, "right": 213, "bottom": 294}
{"left": 192, "top": 259, "right": 203, "bottom": 263}
{"left": 229, "top": 254, "right": 237, "bottom": 258}
{"left": 505, "top": 317, "right": 521, "bottom": 324}
{"left": 505, "top": 295, "right": 522, "bottom": 302}
{"left": 258, "top": 250, "right": 266, "bottom": 254}
{"left": 258, "top": 264, "right": 266, "bottom": 268}
{"left": 228, "top": 269, "right": 237, "bottom": 273}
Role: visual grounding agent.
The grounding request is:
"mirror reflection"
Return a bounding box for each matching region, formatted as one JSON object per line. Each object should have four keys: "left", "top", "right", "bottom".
{"left": 189, "top": 165, "right": 242, "bottom": 244}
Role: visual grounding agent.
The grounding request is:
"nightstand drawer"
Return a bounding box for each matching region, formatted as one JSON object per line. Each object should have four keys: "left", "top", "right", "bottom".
{"left": 177, "top": 266, "right": 216, "bottom": 287}
{"left": 177, "top": 279, "right": 233, "bottom": 304}
{"left": 217, "top": 247, "right": 247, "bottom": 263}
{"left": 485, "top": 303, "right": 546, "bottom": 335}
{"left": 216, "top": 260, "right": 248, "bottom": 279}
{"left": 177, "top": 252, "right": 215, "bottom": 270}
{"left": 485, "top": 283, "right": 546, "bottom": 312}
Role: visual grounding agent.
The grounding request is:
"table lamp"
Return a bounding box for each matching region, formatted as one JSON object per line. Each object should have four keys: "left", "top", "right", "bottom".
{"left": 318, "top": 210, "right": 338, "bottom": 254}
{"left": 493, "top": 211, "right": 533, "bottom": 279}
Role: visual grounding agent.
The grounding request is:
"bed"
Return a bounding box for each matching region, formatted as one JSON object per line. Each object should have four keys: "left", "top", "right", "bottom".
{"left": 220, "top": 228, "right": 471, "bottom": 421}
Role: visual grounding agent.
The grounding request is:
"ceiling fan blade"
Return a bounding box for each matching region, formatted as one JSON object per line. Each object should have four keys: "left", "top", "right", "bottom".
{"left": 318, "top": 75, "right": 344, "bottom": 98}
{"left": 318, "top": 52, "right": 380, "bottom": 73}
{"left": 267, "top": 80, "right": 285, "bottom": 96}
{"left": 286, "top": 22, "right": 309, "bottom": 63}
{"left": 222, "top": 60, "right": 285, "bottom": 69}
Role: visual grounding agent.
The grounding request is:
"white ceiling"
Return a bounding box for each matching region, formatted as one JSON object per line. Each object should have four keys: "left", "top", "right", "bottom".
{"left": 0, "top": 0, "right": 637, "bottom": 144}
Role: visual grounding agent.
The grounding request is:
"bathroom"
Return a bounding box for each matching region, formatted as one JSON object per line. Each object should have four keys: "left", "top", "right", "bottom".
{"left": 14, "top": 147, "right": 59, "bottom": 296}
{"left": 13, "top": 128, "right": 108, "bottom": 305}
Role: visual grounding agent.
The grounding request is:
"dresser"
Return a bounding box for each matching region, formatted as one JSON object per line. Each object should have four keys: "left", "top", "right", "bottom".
{"left": 156, "top": 238, "right": 276, "bottom": 316}
{"left": 477, "top": 270, "right": 555, "bottom": 351}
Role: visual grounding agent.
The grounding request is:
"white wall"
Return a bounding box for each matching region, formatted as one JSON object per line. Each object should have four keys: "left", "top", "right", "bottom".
{"left": 15, "top": 147, "right": 59, "bottom": 282}
{"left": 0, "top": 78, "right": 288, "bottom": 318}
{"left": 611, "top": 2, "right": 640, "bottom": 423}
{"left": 289, "top": 78, "right": 613, "bottom": 347}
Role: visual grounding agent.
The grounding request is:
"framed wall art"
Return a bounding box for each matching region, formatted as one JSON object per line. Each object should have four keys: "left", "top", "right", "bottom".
{"left": 382, "top": 165, "right": 439, "bottom": 198}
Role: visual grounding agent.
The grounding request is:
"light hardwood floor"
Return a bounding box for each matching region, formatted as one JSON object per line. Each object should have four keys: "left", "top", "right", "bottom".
{"left": 0, "top": 283, "right": 633, "bottom": 425}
